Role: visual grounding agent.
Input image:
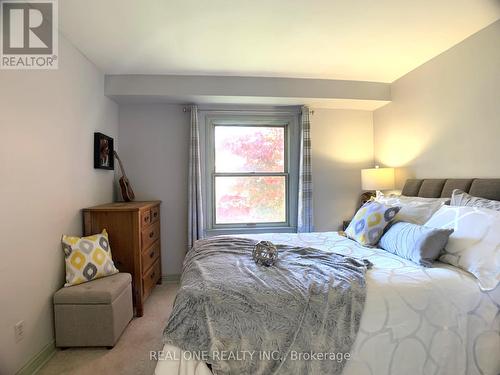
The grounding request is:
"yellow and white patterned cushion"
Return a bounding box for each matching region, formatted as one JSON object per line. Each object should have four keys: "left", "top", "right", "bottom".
{"left": 61, "top": 229, "right": 119, "bottom": 287}
{"left": 346, "top": 201, "right": 401, "bottom": 246}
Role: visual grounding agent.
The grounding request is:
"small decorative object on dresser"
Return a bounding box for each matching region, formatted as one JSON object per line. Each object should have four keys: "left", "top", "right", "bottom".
{"left": 83, "top": 201, "right": 161, "bottom": 317}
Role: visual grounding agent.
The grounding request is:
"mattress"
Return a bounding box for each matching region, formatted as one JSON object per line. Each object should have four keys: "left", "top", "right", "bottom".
{"left": 155, "top": 232, "right": 500, "bottom": 375}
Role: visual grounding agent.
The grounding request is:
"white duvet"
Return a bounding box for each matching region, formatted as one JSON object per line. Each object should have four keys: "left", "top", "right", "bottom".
{"left": 155, "top": 232, "right": 500, "bottom": 375}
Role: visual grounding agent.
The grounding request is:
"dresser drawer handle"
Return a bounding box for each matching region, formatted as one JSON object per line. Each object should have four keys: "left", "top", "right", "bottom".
{"left": 149, "top": 251, "right": 155, "bottom": 258}
{"left": 150, "top": 272, "right": 155, "bottom": 279}
{"left": 149, "top": 231, "right": 154, "bottom": 238}
{"left": 153, "top": 212, "right": 158, "bottom": 218}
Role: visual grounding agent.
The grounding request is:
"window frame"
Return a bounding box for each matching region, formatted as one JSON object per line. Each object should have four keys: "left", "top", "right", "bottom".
{"left": 204, "top": 113, "right": 299, "bottom": 235}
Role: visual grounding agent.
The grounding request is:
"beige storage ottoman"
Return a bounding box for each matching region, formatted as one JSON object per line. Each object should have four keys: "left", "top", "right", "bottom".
{"left": 54, "top": 273, "right": 133, "bottom": 347}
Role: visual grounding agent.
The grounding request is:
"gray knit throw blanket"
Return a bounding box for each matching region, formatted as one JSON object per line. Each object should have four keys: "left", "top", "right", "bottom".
{"left": 163, "top": 237, "right": 372, "bottom": 375}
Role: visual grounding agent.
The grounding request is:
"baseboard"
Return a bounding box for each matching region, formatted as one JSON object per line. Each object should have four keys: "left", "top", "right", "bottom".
{"left": 162, "top": 274, "right": 181, "bottom": 284}
{"left": 16, "top": 340, "right": 56, "bottom": 375}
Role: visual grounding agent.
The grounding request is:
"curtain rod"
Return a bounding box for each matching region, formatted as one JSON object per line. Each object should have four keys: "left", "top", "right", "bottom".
{"left": 182, "top": 107, "right": 314, "bottom": 115}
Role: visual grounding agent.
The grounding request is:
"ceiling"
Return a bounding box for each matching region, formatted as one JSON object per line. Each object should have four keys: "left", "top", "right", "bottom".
{"left": 60, "top": 0, "right": 500, "bottom": 83}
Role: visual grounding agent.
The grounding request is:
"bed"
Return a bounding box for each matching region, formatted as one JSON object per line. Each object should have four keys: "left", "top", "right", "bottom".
{"left": 155, "top": 179, "right": 500, "bottom": 375}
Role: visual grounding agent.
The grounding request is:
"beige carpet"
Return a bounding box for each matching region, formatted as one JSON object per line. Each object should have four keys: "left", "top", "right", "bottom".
{"left": 38, "top": 283, "right": 179, "bottom": 375}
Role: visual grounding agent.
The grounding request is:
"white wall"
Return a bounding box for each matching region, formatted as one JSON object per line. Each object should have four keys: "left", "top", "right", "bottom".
{"left": 118, "top": 105, "right": 373, "bottom": 275}
{"left": 311, "top": 109, "right": 374, "bottom": 231}
{"left": 118, "top": 104, "right": 190, "bottom": 276}
{"left": 374, "top": 20, "right": 500, "bottom": 187}
{"left": 0, "top": 36, "right": 118, "bottom": 375}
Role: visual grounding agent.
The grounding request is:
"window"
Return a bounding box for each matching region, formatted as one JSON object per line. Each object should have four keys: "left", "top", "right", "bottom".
{"left": 205, "top": 114, "right": 298, "bottom": 233}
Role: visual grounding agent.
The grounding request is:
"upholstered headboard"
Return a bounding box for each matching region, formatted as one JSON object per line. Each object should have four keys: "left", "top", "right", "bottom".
{"left": 401, "top": 179, "right": 500, "bottom": 201}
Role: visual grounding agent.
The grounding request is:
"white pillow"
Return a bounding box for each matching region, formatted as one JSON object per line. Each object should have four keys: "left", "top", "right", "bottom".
{"left": 451, "top": 189, "right": 500, "bottom": 211}
{"left": 425, "top": 205, "right": 500, "bottom": 291}
{"left": 375, "top": 193, "right": 449, "bottom": 225}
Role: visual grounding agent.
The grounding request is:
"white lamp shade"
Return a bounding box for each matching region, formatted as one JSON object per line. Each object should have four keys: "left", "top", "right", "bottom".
{"left": 361, "top": 167, "right": 395, "bottom": 191}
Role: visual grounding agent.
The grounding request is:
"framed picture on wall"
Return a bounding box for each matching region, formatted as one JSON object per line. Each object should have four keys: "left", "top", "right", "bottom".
{"left": 94, "top": 132, "right": 114, "bottom": 170}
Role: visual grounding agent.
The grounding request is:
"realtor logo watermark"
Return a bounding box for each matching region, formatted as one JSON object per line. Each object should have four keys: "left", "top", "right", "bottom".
{"left": 1, "top": 0, "right": 58, "bottom": 69}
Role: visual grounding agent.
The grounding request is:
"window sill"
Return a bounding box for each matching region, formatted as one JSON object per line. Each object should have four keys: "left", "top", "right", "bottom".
{"left": 205, "top": 226, "right": 297, "bottom": 237}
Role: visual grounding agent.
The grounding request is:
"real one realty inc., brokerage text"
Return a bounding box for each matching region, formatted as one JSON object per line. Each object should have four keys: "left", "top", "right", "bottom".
{"left": 151, "top": 350, "right": 351, "bottom": 363}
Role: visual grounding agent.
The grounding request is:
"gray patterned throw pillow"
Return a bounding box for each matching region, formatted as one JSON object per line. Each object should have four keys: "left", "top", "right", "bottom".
{"left": 379, "top": 222, "right": 454, "bottom": 267}
{"left": 451, "top": 189, "right": 500, "bottom": 211}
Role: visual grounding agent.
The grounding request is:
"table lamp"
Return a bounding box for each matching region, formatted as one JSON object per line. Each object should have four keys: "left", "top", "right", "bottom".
{"left": 359, "top": 166, "right": 395, "bottom": 206}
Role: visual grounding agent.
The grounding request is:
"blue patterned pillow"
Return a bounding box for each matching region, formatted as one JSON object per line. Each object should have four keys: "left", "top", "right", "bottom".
{"left": 345, "top": 201, "right": 401, "bottom": 246}
{"left": 379, "top": 222, "right": 454, "bottom": 267}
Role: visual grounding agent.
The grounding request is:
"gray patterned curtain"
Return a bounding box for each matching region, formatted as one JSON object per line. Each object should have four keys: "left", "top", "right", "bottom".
{"left": 188, "top": 105, "right": 204, "bottom": 249}
{"left": 297, "top": 106, "right": 313, "bottom": 232}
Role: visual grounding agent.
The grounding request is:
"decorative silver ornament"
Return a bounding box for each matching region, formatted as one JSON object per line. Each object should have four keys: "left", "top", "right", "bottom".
{"left": 252, "top": 241, "right": 278, "bottom": 266}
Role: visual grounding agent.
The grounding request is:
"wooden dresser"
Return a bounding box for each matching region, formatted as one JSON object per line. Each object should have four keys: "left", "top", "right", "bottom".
{"left": 83, "top": 201, "right": 162, "bottom": 317}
